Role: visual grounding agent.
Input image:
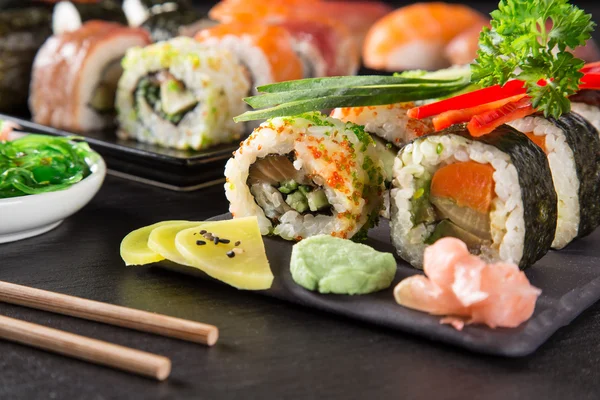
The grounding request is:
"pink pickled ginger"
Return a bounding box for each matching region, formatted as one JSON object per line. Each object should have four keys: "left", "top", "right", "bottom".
{"left": 394, "top": 238, "right": 541, "bottom": 330}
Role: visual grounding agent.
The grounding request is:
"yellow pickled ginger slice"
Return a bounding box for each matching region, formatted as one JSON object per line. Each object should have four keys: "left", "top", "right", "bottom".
{"left": 147, "top": 221, "right": 206, "bottom": 265}
{"left": 120, "top": 220, "right": 188, "bottom": 266}
{"left": 175, "top": 217, "right": 273, "bottom": 290}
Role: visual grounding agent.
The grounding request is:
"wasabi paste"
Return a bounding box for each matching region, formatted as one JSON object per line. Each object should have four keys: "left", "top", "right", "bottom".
{"left": 290, "top": 235, "right": 397, "bottom": 295}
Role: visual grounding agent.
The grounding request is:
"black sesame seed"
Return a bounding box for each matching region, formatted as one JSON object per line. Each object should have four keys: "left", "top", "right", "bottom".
{"left": 200, "top": 230, "right": 207, "bottom": 234}
{"left": 213, "top": 237, "right": 220, "bottom": 245}
{"left": 196, "top": 240, "right": 206, "bottom": 245}
{"left": 226, "top": 251, "right": 235, "bottom": 258}
{"left": 234, "top": 241, "right": 241, "bottom": 246}
{"left": 219, "top": 238, "right": 230, "bottom": 244}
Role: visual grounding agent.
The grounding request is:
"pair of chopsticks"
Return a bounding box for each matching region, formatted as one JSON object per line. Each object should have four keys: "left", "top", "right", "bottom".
{"left": 0, "top": 280, "right": 218, "bottom": 381}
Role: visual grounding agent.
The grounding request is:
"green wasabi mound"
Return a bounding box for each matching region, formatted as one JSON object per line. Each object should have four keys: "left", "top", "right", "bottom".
{"left": 290, "top": 235, "right": 397, "bottom": 295}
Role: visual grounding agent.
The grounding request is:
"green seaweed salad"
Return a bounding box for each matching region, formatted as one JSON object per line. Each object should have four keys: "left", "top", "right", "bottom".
{"left": 0, "top": 124, "right": 97, "bottom": 199}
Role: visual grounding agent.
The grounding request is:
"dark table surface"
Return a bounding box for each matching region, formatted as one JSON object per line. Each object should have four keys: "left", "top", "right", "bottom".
{"left": 2, "top": 175, "right": 600, "bottom": 400}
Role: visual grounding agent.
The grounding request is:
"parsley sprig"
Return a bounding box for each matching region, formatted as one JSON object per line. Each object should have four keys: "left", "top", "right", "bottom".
{"left": 471, "top": 0, "right": 595, "bottom": 118}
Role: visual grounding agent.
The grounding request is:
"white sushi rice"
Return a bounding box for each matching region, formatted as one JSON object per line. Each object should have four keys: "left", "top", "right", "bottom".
{"left": 225, "top": 113, "right": 385, "bottom": 240}
{"left": 571, "top": 102, "right": 600, "bottom": 133}
{"left": 116, "top": 37, "right": 249, "bottom": 150}
{"left": 331, "top": 103, "right": 434, "bottom": 148}
{"left": 390, "top": 134, "right": 524, "bottom": 268}
{"left": 199, "top": 35, "right": 274, "bottom": 93}
{"left": 508, "top": 117, "right": 580, "bottom": 249}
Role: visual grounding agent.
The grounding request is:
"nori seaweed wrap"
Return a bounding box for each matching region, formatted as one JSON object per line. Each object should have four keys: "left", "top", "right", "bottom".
{"left": 390, "top": 124, "right": 557, "bottom": 269}
{"left": 0, "top": 5, "right": 52, "bottom": 113}
{"left": 141, "top": 9, "right": 215, "bottom": 42}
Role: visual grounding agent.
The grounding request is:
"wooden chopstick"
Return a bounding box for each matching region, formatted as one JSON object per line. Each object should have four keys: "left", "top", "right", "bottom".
{"left": 0, "top": 314, "right": 171, "bottom": 380}
{"left": 0, "top": 280, "right": 218, "bottom": 346}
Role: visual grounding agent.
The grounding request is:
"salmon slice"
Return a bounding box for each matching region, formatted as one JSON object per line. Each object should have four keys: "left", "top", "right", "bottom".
{"left": 394, "top": 237, "right": 541, "bottom": 330}
{"left": 523, "top": 132, "right": 547, "bottom": 153}
{"left": 195, "top": 23, "right": 303, "bottom": 83}
{"left": 430, "top": 161, "right": 495, "bottom": 214}
{"left": 363, "top": 3, "right": 486, "bottom": 71}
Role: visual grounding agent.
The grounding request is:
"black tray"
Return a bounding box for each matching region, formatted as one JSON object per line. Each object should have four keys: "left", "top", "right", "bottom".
{"left": 0, "top": 113, "right": 238, "bottom": 191}
{"left": 161, "top": 213, "right": 600, "bottom": 357}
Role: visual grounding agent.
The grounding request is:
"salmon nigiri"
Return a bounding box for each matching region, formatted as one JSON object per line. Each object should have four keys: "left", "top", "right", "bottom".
{"left": 394, "top": 237, "right": 541, "bottom": 330}
{"left": 363, "top": 2, "right": 487, "bottom": 71}
{"left": 210, "top": 0, "right": 390, "bottom": 49}
{"left": 195, "top": 23, "right": 303, "bottom": 87}
{"left": 273, "top": 14, "right": 359, "bottom": 77}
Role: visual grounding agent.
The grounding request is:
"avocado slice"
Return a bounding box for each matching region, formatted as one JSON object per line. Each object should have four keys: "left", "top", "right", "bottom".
{"left": 410, "top": 175, "right": 436, "bottom": 225}
{"left": 160, "top": 79, "right": 198, "bottom": 116}
{"left": 89, "top": 83, "right": 116, "bottom": 113}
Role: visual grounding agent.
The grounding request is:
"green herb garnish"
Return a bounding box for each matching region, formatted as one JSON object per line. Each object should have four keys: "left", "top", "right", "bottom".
{"left": 0, "top": 131, "right": 97, "bottom": 198}
{"left": 471, "top": 0, "right": 595, "bottom": 118}
{"left": 235, "top": 71, "right": 472, "bottom": 122}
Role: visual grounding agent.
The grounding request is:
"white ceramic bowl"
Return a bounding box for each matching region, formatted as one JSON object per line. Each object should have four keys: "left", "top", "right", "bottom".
{"left": 0, "top": 151, "right": 106, "bottom": 243}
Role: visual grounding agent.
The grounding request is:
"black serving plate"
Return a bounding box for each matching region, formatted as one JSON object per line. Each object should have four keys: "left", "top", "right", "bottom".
{"left": 160, "top": 213, "right": 600, "bottom": 357}
{"left": 0, "top": 113, "right": 238, "bottom": 191}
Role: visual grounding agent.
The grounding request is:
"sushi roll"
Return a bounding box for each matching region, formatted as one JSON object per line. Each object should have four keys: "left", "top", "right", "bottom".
{"left": 508, "top": 113, "right": 600, "bottom": 248}
{"left": 116, "top": 37, "right": 250, "bottom": 150}
{"left": 363, "top": 3, "right": 486, "bottom": 71}
{"left": 0, "top": 6, "right": 52, "bottom": 113}
{"left": 570, "top": 90, "right": 600, "bottom": 132}
{"left": 52, "top": 0, "right": 128, "bottom": 34}
{"left": 331, "top": 103, "right": 434, "bottom": 182}
{"left": 195, "top": 23, "right": 303, "bottom": 90}
{"left": 390, "top": 124, "right": 557, "bottom": 269}
{"left": 29, "top": 21, "right": 151, "bottom": 132}
{"left": 225, "top": 112, "right": 385, "bottom": 240}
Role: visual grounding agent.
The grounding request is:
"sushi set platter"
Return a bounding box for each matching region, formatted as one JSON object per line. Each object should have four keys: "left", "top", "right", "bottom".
{"left": 161, "top": 214, "right": 600, "bottom": 357}
{"left": 7, "top": 0, "right": 600, "bottom": 380}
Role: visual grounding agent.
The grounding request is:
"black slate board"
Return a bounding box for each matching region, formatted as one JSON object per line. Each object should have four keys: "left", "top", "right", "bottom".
{"left": 0, "top": 113, "right": 238, "bottom": 191}
{"left": 161, "top": 213, "right": 600, "bottom": 357}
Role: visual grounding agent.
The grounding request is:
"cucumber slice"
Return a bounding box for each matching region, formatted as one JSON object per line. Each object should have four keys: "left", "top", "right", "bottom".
{"left": 306, "top": 189, "right": 330, "bottom": 212}
{"left": 160, "top": 79, "right": 197, "bottom": 115}
{"left": 286, "top": 191, "right": 309, "bottom": 213}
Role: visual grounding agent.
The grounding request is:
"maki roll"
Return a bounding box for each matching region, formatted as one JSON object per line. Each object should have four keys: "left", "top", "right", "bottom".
{"left": 29, "top": 21, "right": 151, "bottom": 132}
{"left": 570, "top": 90, "right": 600, "bottom": 132}
{"left": 390, "top": 124, "right": 557, "bottom": 269}
{"left": 116, "top": 37, "right": 250, "bottom": 150}
{"left": 195, "top": 23, "right": 303, "bottom": 90}
{"left": 0, "top": 6, "right": 52, "bottom": 113}
{"left": 225, "top": 112, "right": 385, "bottom": 240}
{"left": 508, "top": 113, "right": 600, "bottom": 248}
{"left": 331, "top": 103, "right": 434, "bottom": 184}
{"left": 52, "top": 0, "right": 128, "bottom": 34}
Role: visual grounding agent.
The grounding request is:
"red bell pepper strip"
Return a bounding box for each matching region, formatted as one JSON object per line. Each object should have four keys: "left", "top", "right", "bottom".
{"left": 407, "top": 80, "right": 527, "bottom": 120}
{"left": 467, "top": 97, "right": 535, "bottom": 137}
{"left": 580, "top": 73, "right": 600, "bottom": 89}
{"left": 581, "top": 61, "right": 600, "bottom": 74}
{"left": 431, "top": 94, "right": 527, "bottom": 132}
